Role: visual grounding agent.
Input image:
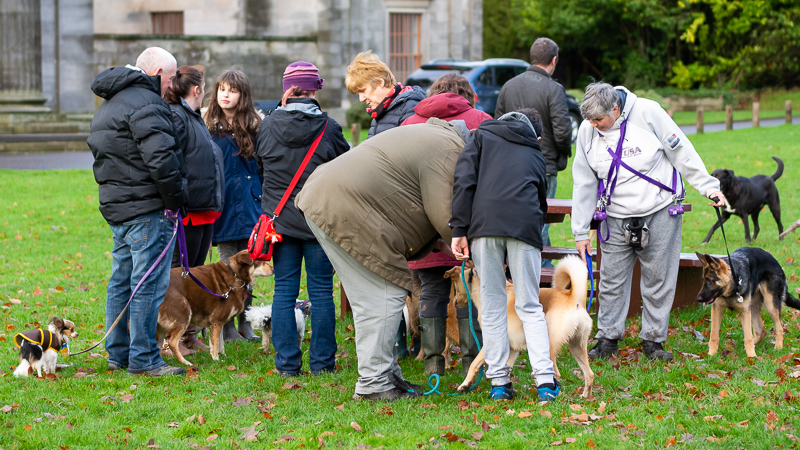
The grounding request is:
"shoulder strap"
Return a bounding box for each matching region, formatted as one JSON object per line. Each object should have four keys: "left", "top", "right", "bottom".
{"left": 272, "top": 120, "right": 329, "bottom": 218}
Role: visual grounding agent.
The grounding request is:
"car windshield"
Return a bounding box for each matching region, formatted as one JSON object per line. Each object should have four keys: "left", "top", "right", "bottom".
{"left": 406, "top": 69, "right": 468, "bottom": 90}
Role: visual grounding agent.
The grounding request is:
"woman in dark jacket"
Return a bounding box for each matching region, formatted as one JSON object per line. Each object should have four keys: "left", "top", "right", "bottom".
{"left": 163, "top": 64, "right": 225, "bottom": 353}
{"left": 256, "top": 61, "right": 349, "bottom": 375}
{"left": 344, "top": 50, "right": 425, "bottom": 138}
{"left": 204, "top": 69, "right": 263, "bottom": 342}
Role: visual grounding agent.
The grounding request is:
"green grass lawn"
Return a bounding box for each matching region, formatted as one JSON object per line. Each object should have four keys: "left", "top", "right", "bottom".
{"left": 2, "top": 124, "right": 800, "bottom": 448}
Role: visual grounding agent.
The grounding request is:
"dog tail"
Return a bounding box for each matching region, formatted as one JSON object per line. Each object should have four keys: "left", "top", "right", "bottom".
{"left": 553, "top": 255, "right": 589, "bottom": 310}
{"left": 771, "top": 156, "right": 784, "bottom": 181}
{"left": 785, "top": 289, "right": 800, "bottom": 310}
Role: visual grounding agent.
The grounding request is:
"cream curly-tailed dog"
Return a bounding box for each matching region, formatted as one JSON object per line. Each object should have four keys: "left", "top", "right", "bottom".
{"left": 446, "top": 256, "right": 594, "bottom": 397}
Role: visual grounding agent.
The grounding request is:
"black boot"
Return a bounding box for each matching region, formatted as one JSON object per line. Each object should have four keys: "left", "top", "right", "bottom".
{"left": 587, "top": 338, "right": 619, "bottom": 359}
{"left": 395, "top": 316, "right": 409, "bottom": 360}
{"left": 222, "top": 318, "right": 243, "bottom": 342}
{"left": 458, "top": 317, "right": 482, "bottom": 376}
{"left": 237, "top": 290, "right": 258, "bottom": 341}
{"left": 420, "top": 317, "right": 446, "bottom": 375}
{"left": 641, "top": 340, "right": 673, "bottom": 361}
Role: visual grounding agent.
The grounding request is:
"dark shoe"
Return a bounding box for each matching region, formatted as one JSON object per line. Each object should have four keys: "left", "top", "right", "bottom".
{"left": 641, "top": 340, "right": 673, "bottom": 361}
{"left": 108, "top": 362, "right": 126, "bottom": 371}
{"left": 458, "top": 316, "right": 482, "bottom": 377}
{"left": 420, "top": 317, "right": 447, "bottom": 375}
{"left": 388, "top": 371, "right": 423, "bottom": 394}
{"left": 182, "top": 326, "right": 210, "bottom": 351}
{"left": 490, "top": 383, "right": 515, "bottom": 400}
{"left": 237, "top": 292, "right": 259, "bottom": 341}
{"left": 222, "top": 319, "right": 243, "bottom": 342}
{"left": 587, "top": 338, "right": 619, "bottom": 359}
{"left": 537, "top": 379, "right": 560, "bottom": 403}
{"left": 277, "top": 370, "right": 301, "bottom": 377}
{"left": 130, "top": 364, "right": 186, "bottom": 377}
{"left": 395, "top": 316, "right": 409, "bottom": 359}
{"left": 352, "top": 386, "right": 419, "bottom": 402}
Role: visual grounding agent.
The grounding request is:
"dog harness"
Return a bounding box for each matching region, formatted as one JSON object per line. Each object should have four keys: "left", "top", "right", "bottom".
{"left": 14, "top": 329, "right": 62, "bottom": 351}
{"left": 594, "top": 118, "right": 686, "bottom": 241}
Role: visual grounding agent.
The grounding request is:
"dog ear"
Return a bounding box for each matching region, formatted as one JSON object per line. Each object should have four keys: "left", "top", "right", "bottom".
{"left": 49, "top": 317, "right": 63, "bottom": 329}
{"left": 229, "top": 250, "right": 254, "bottom": 273}
{"left": 695, "top": 252, "right": 709, "bottom": 267}
{"left": 443, "top": 267, "right": 459, "bottom": 279}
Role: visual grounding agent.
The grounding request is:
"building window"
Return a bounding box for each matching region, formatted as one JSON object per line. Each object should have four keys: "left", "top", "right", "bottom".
{"left": 152, "top": 11, "right": 184, "bottom": 35}
{"left": 389, "top": 13, "right": 422, "bottom": 84}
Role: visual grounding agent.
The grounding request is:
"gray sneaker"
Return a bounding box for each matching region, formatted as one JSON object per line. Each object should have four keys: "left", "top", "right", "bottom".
{"left": 107, "top": 362, "right": 126, "bottom": 371}
{"left": 131, "top": 364, "right": 186, "bottom": 377}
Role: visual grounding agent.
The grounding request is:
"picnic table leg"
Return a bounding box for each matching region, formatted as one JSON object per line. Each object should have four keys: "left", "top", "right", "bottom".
{"left": 339, "top": 285, "right": 352, "bottom": 319}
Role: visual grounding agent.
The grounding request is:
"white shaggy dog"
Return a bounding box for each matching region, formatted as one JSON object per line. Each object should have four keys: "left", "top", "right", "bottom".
{"left": 246, "top": 301, "right": 311, "bottom": 353}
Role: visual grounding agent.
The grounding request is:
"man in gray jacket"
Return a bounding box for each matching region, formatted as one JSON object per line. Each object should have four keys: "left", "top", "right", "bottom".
{"left": 495, "top": 38, "right": 572, "bottom": 267}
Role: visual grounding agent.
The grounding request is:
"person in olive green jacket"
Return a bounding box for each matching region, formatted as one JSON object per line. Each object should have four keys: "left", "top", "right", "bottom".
{"left": 295, "top": 118, "right": 468, "bottom": 401}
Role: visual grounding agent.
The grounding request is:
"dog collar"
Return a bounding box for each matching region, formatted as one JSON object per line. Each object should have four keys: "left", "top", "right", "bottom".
{"left": 14, "top": 329, "right": 61, "bottom": 351}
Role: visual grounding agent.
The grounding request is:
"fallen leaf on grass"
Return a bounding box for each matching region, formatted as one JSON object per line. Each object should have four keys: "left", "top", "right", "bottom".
{"left": 185, "top": 414, "right": 196, "bottom": 422}
{"left": 167, "top": 422, "right": 179, "bottom": 428}
{"left": 350, "top": 421, "right": 363, "bottom": 432}
{"left": 718, "top": 390, "right": 728, "bottom": 398}
{"left": 198, "top": 415, "right": 206, "bottom": 425}
{"left": 518, "top": 411, "right": 532, "bottom": 418}
{"left": 586, "top": 439, "right": 597, "bottom": 448}
{"left": 766, "top": 410, "right": 779, "bottom": 430}
{"left": 241, "top": 424, "right": 261, "bottom": 442}
{"left": 9, "top": 298, "right": 21, "bottom": 304}
{"left": 738, "top": 420, "right": 749, "bottom": 427}
{"left": 665, "top": 436, "right": 677, "bottom": 447}
{"left": 281, "top": 381, "right": 303, "bottom": 391}
{"left": 550, "top": 441, "right": 563, "bottom": 446}
{"left": 334, "top": 403, "right": 344, "bottom": 410}
{"left": 540, "top": 410, "right": 553, "bottom": 418}
{"left": 439, "top": 425, "right": 454, "bottom": 430}
{"left": 2, "top": 403, "right": 20, "bottom": 413}
{"left": 119, "top": 394, "right": 133, "bottom": 403}
{"left": 472, "top": 432, "right": 483, "bottom": 440}
{"left": 206, "top": 434, "right": 218, "bottom": 442}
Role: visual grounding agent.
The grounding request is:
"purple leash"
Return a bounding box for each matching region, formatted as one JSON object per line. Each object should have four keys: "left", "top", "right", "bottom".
{"left": 176, "top": 215, "right": 247, "bottom": 299}
{"left": 69, "top": 209, "right": 179, "bottom": 356}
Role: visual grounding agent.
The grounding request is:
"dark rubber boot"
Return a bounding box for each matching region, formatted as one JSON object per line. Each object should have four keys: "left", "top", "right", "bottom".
{"left": 395, "top": 316, "right": 409, "bottom": 360}
{"left": 182, "top": 325, "right": 210, "bottom": 351}
{"left": 237, "top": 292, "right": 258, "bottom": 341}
{"left": 420, "top": 317, "right": 447, "bottom": 375}
{"left": 458, "top": 317, "right": 482, "bottom": 376}
{"left": 587, "top": 338, "right": 619, "bottom": 359}
{"left": 222, "top": 319, "right": 243, "bottom": 342}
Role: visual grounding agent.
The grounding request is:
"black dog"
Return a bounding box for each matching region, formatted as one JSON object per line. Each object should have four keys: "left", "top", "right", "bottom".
{"left": 702, "top": 156, "right": 784, "bottom": 244}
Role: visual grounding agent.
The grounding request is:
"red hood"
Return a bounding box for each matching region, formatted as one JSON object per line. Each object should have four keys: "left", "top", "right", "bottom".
{"left": 413, "top": 93, "right": 472, "bottom": 119}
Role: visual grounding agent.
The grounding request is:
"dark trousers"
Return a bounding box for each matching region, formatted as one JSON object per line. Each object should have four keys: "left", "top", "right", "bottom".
{"left": 416, "top": 266, "right": 477, "bottom": 319}
{"left": 172, "top": 223, "right": 214, "bottom": 268}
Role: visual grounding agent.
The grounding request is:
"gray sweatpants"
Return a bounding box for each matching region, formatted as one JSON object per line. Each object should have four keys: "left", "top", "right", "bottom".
{"left": 306, "top": 217, "right": 407, "bottom": 395}
{"left": 597, "top": 205, "right": 681, "bottom": 343}
{"left": 472, "top": 237, "right": 555, "bottom": 387}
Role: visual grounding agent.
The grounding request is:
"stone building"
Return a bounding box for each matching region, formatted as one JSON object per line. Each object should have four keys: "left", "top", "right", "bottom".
{"left": 2, "top": 0, "right": 483, "bottom": 122}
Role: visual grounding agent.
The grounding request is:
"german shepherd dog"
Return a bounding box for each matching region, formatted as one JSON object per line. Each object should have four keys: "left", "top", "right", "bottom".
{"left": 446, "top": 256, "right": 594, "bottom": 397}
{"left": 696, "top": 247, "right": 800, "bottom": 357}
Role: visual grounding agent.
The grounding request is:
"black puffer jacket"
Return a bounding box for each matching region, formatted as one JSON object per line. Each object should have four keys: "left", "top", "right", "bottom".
{"left": 88, "top": 66, "right": 186, "bottom": 224}
{"left": 169, "top": 98, "right": 225, "bottom": 213}
{"left": 367, "top": 85, "right": 426, "bottom": 138}
{"left": 494, "top": 66, "right": 572, "bottom": 175}
{"left": 451, "top": 114, "right": 548, "bottom": 249}
{"left": 256, "top": 98, "right": 350, "bottom": 241}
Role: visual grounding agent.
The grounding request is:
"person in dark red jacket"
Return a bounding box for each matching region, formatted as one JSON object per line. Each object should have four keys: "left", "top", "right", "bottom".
{"left": 401, "top": 73, "right": 491, "bottom": 376}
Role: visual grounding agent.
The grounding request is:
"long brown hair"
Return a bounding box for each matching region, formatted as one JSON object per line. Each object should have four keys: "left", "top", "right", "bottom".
{"left": 204, "top": 69, "right": 260, "bottom": 159}
{"left": 163, "top": 65, "right": 206, "bottom": 105}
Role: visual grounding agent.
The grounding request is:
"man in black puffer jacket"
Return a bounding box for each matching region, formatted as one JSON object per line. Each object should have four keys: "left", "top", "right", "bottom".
{"left": 87, "top": 47, "right": 187, "bottom": 377}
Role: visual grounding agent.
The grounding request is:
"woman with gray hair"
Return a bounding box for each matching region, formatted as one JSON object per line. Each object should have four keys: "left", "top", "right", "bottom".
{"left": 571, "top": 82, "right": 724, "bottom": 361}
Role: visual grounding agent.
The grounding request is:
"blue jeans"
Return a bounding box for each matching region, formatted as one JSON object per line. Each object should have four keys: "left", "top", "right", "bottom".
{"left": 541, "top": 174, "right": 558, "bottom": 269}
{"left": 272, "top": 236, "right": 337, "bottom": 374}
{"left": 105, "top": 210, "right": 176, "bottom": 373}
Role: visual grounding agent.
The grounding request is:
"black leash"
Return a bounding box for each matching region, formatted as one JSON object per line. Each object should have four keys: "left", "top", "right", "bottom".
{"left": 710, "top": 196, "right": 743, "bottom": 303}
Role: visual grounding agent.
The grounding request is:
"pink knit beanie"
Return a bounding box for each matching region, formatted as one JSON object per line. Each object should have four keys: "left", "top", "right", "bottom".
{"left": 282, "top": 61, "right": 324, "bottom": 92}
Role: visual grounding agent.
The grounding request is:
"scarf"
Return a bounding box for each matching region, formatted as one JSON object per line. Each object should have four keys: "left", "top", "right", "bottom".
{"left": 366, "top": 84, "right": 412, "bottom": 121}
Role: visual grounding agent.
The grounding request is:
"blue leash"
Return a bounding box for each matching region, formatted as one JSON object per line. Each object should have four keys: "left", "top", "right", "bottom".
{"left": 421, "top": 261, "right": 484, "bottom": 396}
{"left": 586, "top": 252, "right": 594, "bottom": 313}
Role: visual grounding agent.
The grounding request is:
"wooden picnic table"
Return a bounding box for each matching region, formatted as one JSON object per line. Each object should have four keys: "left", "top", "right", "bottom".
{"left": 339, "top": 198, "right": 699, "bottom": 318}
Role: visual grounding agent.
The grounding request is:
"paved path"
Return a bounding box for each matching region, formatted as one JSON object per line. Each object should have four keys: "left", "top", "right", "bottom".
{"left": 1, "top": 116, "right": 798, "bottom": 170}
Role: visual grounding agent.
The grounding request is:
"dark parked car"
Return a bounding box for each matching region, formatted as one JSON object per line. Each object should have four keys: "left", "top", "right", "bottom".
{"left": 405, "top": 58, "right": 582, "bottom": 143}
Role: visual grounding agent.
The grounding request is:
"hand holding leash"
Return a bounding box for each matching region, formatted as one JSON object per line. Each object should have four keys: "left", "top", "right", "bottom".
{"left": 575, "top": 240, "right": 593, "bottom": 264}
{"left": 451, "top": 236, "right": 470, "bottom": 261}
{"left": 709, "top": 192, "right": 725, "bottom": 207}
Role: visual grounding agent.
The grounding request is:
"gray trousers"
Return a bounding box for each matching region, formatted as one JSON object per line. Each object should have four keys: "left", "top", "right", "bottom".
{"left": 472, "top": 237, "right": 555, "bottom": 387}
{"left": 597, "top": 205, "right": 681, "bottom": 343}
{"left": 217, "top": 239, "right": 249, "bottom": 263}
{"left": 306, "top": 217, "right": 406, "bottom": 394}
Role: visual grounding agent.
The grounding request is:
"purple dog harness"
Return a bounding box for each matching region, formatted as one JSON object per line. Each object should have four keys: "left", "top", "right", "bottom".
{"left": 594, "top": 119, "right": 686, "bottom": 241}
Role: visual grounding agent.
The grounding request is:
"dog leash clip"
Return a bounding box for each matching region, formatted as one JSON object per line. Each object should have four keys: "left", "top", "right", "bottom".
{"left": 181, "top": 270, "right": 189, "bottom": 279}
